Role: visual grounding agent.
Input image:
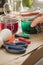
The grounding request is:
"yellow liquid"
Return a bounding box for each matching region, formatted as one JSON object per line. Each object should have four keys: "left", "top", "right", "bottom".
{"left": 23, "top": 0, "right": 33, "bottom": 7}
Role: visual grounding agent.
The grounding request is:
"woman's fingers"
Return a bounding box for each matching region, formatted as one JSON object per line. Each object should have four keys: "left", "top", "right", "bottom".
{"left": 31, "top": 16, "right": 43, "bottom": 27}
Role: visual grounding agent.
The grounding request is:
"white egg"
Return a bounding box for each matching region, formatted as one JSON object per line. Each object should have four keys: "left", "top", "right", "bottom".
{"left": 0, "top": 37, "right": 3, "bottom": 47}
{"left": 0, "top": 29, "right": 12, "bottom": 41}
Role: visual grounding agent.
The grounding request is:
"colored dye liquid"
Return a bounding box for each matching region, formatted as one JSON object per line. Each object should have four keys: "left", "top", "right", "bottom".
{"left": 21, "top": 20, "right": 39, "bottom": 34}
{"left": 7, "top": 24, "right": 11, "bottom": 30}
{"left": 0, "top": 23, "right": 5, "bottom": 31}
{"left": 6, "top": 22, "right": 18, "bottom": 33}
{"left": 12, "top": 22, "right": 18, "bottom": 33}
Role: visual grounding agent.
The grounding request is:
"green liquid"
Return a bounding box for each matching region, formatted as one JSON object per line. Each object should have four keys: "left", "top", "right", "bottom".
{"left": 21, "top": 20, "right": 37, "bottom": 34}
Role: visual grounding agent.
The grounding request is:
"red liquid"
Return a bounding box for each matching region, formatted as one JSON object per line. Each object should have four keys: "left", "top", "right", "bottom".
{"left": 12, "top": 22, "right": 18, "bottom": 33}
{"left": 6, "top": 22, "right": 18, "bottom": 33}
{"left": 0, "top": 23, "right": 5, "bottom": 30}
{"left": 7, "top": 24, "right": 11, "bottom": 30}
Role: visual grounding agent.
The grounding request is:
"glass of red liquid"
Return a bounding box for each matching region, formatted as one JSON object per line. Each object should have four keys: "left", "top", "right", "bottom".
{"left": 4, "top": 17, "right": 18, "bottom": 34}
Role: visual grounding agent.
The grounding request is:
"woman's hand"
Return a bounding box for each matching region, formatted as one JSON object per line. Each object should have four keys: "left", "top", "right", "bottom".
{"left": 31, "top": 15, "right": 43, "bottom": 27}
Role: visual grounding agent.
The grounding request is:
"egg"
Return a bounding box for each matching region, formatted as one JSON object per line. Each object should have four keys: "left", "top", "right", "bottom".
{"left": 0, "top": 29, "right": 12, "bottom": 41}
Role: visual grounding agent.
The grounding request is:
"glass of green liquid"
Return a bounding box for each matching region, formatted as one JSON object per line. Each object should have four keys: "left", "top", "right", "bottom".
{"left": 21, "top": 18, "right": 40, "bottom": 34}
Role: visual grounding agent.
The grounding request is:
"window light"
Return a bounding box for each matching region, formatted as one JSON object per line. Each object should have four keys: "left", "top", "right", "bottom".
{"left": 38, "top": 0, "right": 43, "bottom": 2}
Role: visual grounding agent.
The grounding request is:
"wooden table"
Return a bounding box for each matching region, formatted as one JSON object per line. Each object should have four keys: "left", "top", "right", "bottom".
{"left": 0, "top": 33, "right": 43, "bottom": 65}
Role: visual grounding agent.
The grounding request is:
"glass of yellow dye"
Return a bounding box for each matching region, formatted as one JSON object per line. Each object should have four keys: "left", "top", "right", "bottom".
{"left": 23, "top": 0, "right": 33, "bottom": 7}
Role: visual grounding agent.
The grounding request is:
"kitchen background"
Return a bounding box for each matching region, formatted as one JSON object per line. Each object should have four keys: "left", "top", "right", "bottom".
{"left": 0, "top": 0, "right": 43, "bottom": 15}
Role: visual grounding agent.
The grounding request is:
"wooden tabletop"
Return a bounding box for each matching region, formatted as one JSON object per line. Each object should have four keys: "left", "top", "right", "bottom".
{"left": 0, "top": 33, "right": 43, "bottom": 65}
